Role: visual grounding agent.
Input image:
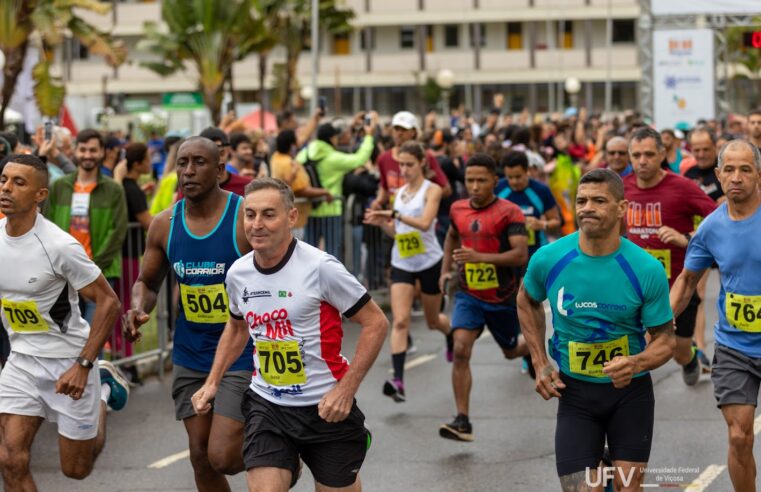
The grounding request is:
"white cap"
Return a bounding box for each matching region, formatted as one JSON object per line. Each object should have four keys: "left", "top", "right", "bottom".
{"left": 391, "top": 111, "right": 419, "bottom": 132}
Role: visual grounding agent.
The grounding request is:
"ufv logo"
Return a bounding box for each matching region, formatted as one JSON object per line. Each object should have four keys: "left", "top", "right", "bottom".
{"left": 557, "top": 287, "right": 627, "bottom": 316}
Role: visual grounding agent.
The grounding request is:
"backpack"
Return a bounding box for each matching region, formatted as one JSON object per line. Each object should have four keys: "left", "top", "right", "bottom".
{"left": 302, "top": 146, "right": 324, "bottom": 207}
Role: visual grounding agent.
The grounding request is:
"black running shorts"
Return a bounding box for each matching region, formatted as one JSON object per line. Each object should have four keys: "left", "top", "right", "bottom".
{"left": 555, "top": 372, "right": 654, "bottom": 477}
{"left": 242, "top": 389, "right": 370, "bottom": 488}
{"left": 674, "top": 292, "right": 701, "bottom": 338}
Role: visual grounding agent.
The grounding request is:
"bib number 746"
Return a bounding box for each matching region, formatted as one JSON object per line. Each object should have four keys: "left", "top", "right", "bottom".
{"left": 568, "top": 336, "right": 629, "bottom": 378}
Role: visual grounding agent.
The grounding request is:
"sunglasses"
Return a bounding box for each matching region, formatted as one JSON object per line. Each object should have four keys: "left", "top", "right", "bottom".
{"left": 606, "top": 150, "right": 627, "bottom": 156}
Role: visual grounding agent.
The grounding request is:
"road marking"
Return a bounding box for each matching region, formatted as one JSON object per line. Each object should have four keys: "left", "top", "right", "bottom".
{"left": 405, "top": 354, "right": 437, "bottom": 369}
{"left": 685, "top": 464, "right": 726, "bottom": 491}
{"left": 683, "top": 414, "right": 761, "bottom": 490}
{"left": 148, "top": 449, "right": 190, "bottom": 469}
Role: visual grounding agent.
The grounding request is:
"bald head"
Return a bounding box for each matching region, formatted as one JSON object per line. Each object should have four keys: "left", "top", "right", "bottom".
{"left": 719, "top": 139, "right": 761, "bottom": 170}
{"left": 179, "top": 136, "right": 220, "bottom": 163}
{"left": 606, "top": 136, "right": 628, "bottom": 150}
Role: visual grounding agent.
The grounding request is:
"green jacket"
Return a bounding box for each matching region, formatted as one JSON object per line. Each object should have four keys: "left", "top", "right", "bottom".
{"left": 296, "top": 135, "right": 374, "bottom": 217}
{"left": 45, "top": 171, "right": 128, "bottom": 279}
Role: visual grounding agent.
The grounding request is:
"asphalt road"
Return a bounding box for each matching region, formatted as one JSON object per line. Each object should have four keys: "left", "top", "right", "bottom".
{"left": 17, "top": 271, "right": 761, "bottom": 491}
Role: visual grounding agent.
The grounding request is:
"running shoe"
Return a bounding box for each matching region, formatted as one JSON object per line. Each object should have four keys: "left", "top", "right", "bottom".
{"left": 445, "top": 333, "right": 454, "bottom": 363}
{"left": 439, "top": 414, "right": 473, "bottom": 442}
{"left": 99, "top": 360, "right": 130, "bottom": 411}
{"left": 382, "top": 379, "right": 406, "bottom": 402}
{"left": 407, "top": 334, "right": 417, "bottom": 355}
{"left": 697, "top": 349, "right": 712, "bottom": 373}
{"left": 682, "top": 348, "right": 701, "bottom": 386}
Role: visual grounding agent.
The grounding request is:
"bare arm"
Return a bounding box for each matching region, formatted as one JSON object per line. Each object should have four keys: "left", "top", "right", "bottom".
{"left": 124, "top": 210, "right": 171, "bottom": 342}
{"left": 670, "top": 268, "right": 705, "bottom": 318}
{"left": 397, "top": 183, "right": 442, "bottom": 231}
{"left": 517, "top": 283, "right": 564, "bottom": 400}
{"left": 192, "top": 317, "right": 250, "bottom": 415}
{"left": 296, "top": 110, "right": 321, "bottom": 148}
{"left": 453, "top": 232, "right": 529, "bottom": 268}
{"left": 135, "top": 210, "right": 153, "bottom": 231}
{"left": 438, "top": 225, "right": 460, "bottom": 291}
{"left": 56, "top": 275, "right": 121, "bottom": 399}
{"left": 603, "top": 321, "right": 675, "bottom": 388}
{"left": 318, "top": 300, "right": 389, "bottom": 423}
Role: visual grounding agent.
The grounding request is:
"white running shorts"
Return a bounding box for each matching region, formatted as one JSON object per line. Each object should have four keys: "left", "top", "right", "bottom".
{"left": 0, "top": 352, "right": 101, "bottom": 440}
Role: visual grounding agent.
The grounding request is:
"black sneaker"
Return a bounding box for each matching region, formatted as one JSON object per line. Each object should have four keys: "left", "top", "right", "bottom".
{"left": 382, "top": 379, "right": 406, "bottom": 402}
{"left": 439, "top": 414, "right": 473, "bottom": 442}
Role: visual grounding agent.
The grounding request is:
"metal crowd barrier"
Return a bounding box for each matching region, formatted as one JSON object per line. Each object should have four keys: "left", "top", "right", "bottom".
{"left": 108, "top": 222, "right": 172, "bottom": 380}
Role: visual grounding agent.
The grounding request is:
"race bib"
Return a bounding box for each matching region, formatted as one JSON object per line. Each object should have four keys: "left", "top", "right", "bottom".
{"left": 645, "top": 248, "right": 671, "bottom": 279}
{"left": 2, "top": 300, "right": 48, "bottom": 333}
{"left": 527, "top": 228, "right": 536, "bottom": 246}
{"left": 256, "top": 340, "right": 306, "bottom": 386}
{"left": 725, "top": 292, "right": 761, "bottom": 333}
{"left": 464, "top": 262, "right": 499, "bottom": 290}
{"left": 71, "top": 192, "right": 91, "bottom": 217}
{"left": 568, "top": 336, "right": 629, "bottom": 378}
{"left": 180, "top": 284, "right": 229, "bottom": 324}
{"left": 396, "top": 231, "right": 425, "bottom": 258}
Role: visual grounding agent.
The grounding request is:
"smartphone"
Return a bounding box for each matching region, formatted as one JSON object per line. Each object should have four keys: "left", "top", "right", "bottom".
{"left": 364, "top": 113, "right": 372, "bottom": 126}
{"left": 44, "top": 120, "right": 53, "bottom": 142}
{"left": 318, "top": 96, "right": 327, "bottom": 116}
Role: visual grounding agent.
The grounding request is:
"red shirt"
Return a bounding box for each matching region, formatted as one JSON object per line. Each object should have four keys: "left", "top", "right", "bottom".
{"left": 449, "top": 197, "right": 526, "bottom": 304}
{"left": 623, "top": 172, "right": 716, "bottom": 286}
{"left": 377, "top": 149, "right": 449, "bottom": 198}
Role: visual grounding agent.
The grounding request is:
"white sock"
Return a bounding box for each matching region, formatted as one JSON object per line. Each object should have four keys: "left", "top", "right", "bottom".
{"left": 101, "top": 383, "right": 111, "bottom": 404}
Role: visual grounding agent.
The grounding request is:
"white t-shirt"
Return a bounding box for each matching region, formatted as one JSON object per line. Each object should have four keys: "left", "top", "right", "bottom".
{"left": 226, "top": 239, "right": 370, "bottom": 407}
{"left": 0, "top": 214, "right": 101, "bottom": 358}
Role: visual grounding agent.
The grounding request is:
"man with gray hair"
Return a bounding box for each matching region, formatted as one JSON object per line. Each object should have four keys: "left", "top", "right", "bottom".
{"left": 686, "top": 126, "right": 724, "bottom": 202}
{"left": 603, "top": 136, "right": 632, "bottom": 176}
{"left": 624, "top": 126, "right": 717, "bottom": 385}
{"left": 672, "top": 139, "right": 761, "bottom": 491}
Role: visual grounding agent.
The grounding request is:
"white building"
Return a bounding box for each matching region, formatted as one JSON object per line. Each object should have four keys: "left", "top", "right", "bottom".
{"left": 62, "top": 0, "right": 640, "bottom": 126}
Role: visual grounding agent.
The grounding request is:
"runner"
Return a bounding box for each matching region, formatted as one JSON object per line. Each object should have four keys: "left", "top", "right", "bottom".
{"left": 623, "top": 127, "right": 716, "bottom": 385}
{"left": 746, "top": 109, "right": 761, "bottom": 150}
{"left": 0, "top": 154, "right": 129, "bottom": 488}
{"left": 438, "top": 153, "right": 529, "bottom": 442}
{"left": 191, "top": 177, "right": 388, "bottom": 492}
{"left": 518, "top": 168, "right": 675, "bottom": 491}
{"left": 124, "top": 137, "right": 252, "bottom": 491}
{"left": 363, "top": 141, "right": 452, "bottom": 402}
{"left": 602, "top": 136, "right": 633, "bottom": 177}
{"left": 671, "top": 140, "right": 761, "bottom": 492}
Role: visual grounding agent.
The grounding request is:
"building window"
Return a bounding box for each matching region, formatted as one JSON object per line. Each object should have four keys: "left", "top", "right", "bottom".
{"left": 557, "top": 21, "right": 573, "bottom": 49}
{"left": 469, "top": 23, "right": 486, "bottom": 48}
{"left": 426, "top": 25, "right": 434, "bottom": 52}
{"left": 444, "top": 24, "right": 459, "bottom": 48}
{"left": 333, "top": 33, "right": 350, "bottom": 55}
{"left": 360, "top": 29, "right": 375, "bottom": 51}
{"left": 507, "top": 22, "right": 522, "bottom": 50}
{"left": 70, "top": 38, "right": 89, "bottom": 60}
{"left": 400, "top": 26, "right": 415, "bottom": 49}
{"left": 612, "top": 19, "right": 635, "bottom": 43}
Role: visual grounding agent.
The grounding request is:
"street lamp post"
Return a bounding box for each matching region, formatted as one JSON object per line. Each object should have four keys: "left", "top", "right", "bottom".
{"left": 436, "top": 68, "right": 455, "bottom": 124}
{"left": 310, "top": 0, "right": 319, "bottom": 115}
{"left": 564, "top": 76, "right": 581, "bottom": 110}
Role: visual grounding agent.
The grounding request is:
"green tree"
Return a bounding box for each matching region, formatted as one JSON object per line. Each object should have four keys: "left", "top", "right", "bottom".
{"left": 727, "top": 21, "right": 761, "bottom": 106}
{"left": 0, "top": 0, "right": 126, "bottom": 128}
{"left": 139, "top": 0, "right": 268, "bottom": 125}
{"left": 265, "top": 0, "right": 354, "bottom": 111}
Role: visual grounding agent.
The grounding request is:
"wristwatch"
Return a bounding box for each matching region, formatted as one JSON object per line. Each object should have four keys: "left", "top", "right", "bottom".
{"left": 76, "top": 356, "right": 95, "bottom": 369}
{"left": 391, "top": 210, "right": 400, "bottom": 220}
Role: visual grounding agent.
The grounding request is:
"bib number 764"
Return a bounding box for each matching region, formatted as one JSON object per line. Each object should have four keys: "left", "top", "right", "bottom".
{"left": 726, "top": 293, "right": 761, "bottom": 332}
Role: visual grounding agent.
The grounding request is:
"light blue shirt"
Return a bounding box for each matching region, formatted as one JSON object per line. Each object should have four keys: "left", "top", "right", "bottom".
{"left": 685, "top": 202, "right": 761, "bottom": 358}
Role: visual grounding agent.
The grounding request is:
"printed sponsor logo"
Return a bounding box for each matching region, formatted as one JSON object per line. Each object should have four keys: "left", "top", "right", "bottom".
{"left": 246, "top": 308, "right": 294, "bottom": 339}
{"left": 242, "top": 287, "right": 272, "bottom": 302}
{"left": 173, "top": 260, "right": 225, "bottom": 279}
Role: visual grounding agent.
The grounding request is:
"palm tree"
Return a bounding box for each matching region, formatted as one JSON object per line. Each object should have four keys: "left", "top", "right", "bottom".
{"left": 139, "top": 0, "right": 268, "bottom": 125}
{"left": 0, "top": 0, "right": 126, "bottom": 128}
{"left": 273, "top": 0, "right": 354, "bottom": 110}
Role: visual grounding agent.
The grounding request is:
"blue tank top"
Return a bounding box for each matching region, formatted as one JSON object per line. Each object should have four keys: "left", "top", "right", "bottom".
{"left": 167, "top": 193, "right": 253, "bottom": 372}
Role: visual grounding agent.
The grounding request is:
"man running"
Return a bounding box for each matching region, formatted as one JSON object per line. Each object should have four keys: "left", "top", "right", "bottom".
{"left": 671, "top": 140, "right": 761, "bottom": 492}
{"left": 518, "top": 168, "right": 675, "bottom": 491}
{"left": 438, "top": 154, "right": 529, "bottom": 442}
{"left": 624, "top": 127, "right": 716, "bottom": 384}
{"left": 124, "top": 137, "right": 252, "bottom": 491}
{"left": 0, "top": 154, "right": 129, "bottom": 490}
{"left": 192, "top": 178, "right": 388, "bottom": 491}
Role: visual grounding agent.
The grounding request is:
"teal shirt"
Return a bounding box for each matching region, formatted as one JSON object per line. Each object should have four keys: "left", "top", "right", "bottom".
{"left": 523, "top": 232, "right": 672, "bottom": 383}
